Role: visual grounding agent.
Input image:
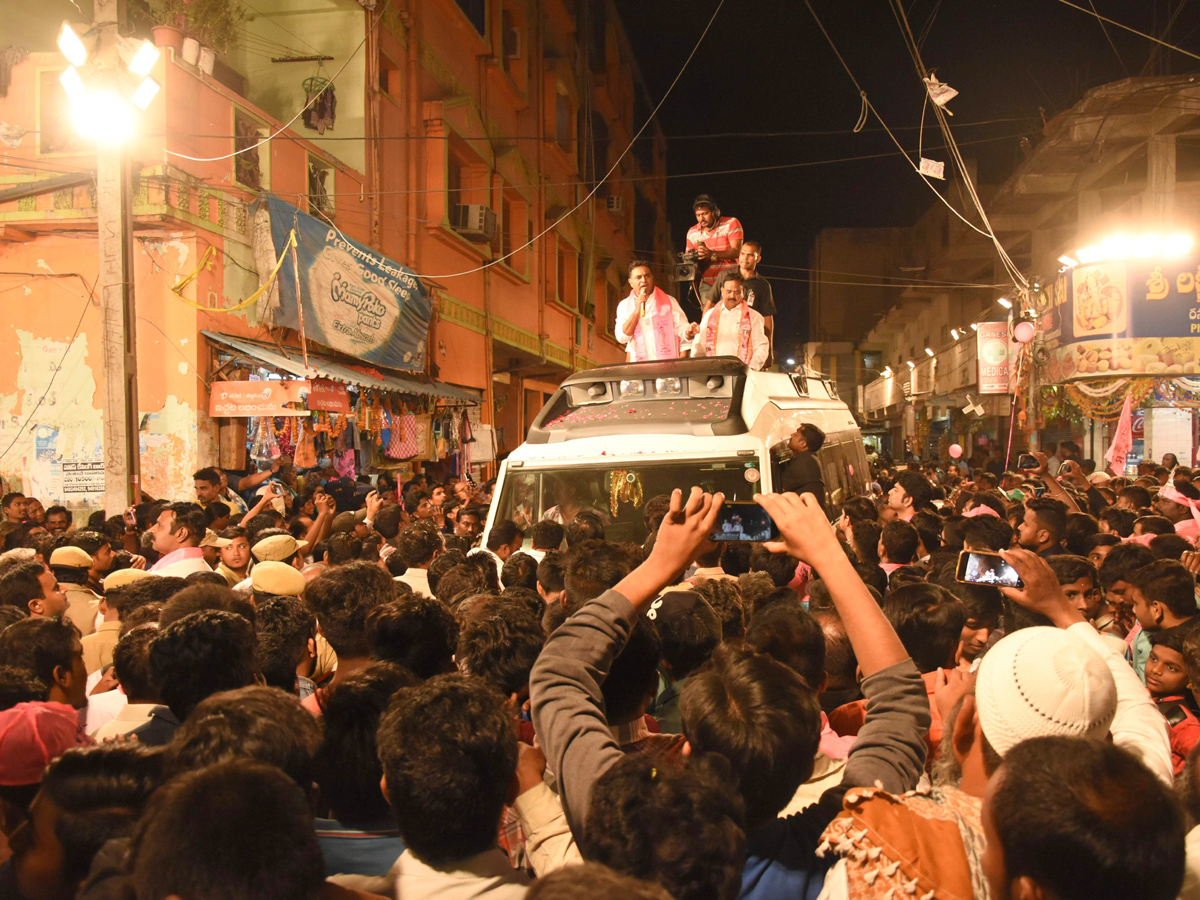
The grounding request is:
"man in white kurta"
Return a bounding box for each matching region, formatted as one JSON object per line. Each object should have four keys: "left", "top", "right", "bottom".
{"left": 615, "top": 261, "right": 696, "bottom": 361}
{"left": 690, "top": 272, "right": 769, "bottom": 370}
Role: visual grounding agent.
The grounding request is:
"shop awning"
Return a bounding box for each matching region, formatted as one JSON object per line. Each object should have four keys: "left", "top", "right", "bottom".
{"left": 202, "top": 332, "right": 480, "bottom": 404}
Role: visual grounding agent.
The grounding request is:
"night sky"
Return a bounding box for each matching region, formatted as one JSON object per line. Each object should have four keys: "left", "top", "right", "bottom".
{"left": 613, "top": 0, "right": 1200, "bottom": 356}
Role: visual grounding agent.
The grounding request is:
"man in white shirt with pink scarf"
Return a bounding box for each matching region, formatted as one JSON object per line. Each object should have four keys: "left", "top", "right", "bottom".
{"left": 615, "top": 260, "right": 696, "bottom": 362}
{"left": 690, "top": 271, "right": 769, "bottom": 370}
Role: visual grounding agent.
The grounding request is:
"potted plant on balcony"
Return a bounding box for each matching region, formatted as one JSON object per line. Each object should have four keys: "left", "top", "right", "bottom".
{"left": 149, "top": 0, "right": 187, "bottom": 55}
{"left": 190, "top": 0, "right": 246, "bottom": 75}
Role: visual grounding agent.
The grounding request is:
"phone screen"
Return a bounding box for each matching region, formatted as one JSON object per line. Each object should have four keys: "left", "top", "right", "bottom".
{"left": 955, "top": 550, "right": 1024, "bottom": 589}
{"left": 711, "top": 501, "right": 780, "bottom": 542}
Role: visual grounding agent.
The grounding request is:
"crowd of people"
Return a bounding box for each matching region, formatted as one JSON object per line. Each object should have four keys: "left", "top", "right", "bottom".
{"left": 0, "top": 435, "right": 1197, "bottom": 900}
{"left": 616, "top": 194, "right": 776, "bottom": 370}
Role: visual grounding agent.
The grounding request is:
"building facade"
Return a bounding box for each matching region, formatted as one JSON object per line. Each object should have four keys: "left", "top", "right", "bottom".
{"left": 809, "top": 75, "right": 1200, "bottom": 466}
{"left": 0, "top": 0, "right": 669, "bottom": 506}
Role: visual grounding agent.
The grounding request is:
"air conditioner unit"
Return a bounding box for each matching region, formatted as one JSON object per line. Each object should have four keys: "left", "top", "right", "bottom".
{"left": 605, "top": 195, "right": 624, "bottom": 214}
{"left": 452, "top": 204, "right": 497, "bottom": 243}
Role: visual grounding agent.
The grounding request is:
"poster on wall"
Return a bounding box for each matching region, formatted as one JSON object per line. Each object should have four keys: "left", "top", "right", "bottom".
{"left": 256, "top": 195, "right": 432, "bottom": 372}
{"left": 27, "top": 425, "right": 105, "bottom": 507}
{"left": 1040, "top": 256, "right": 1200, "bottom": 380}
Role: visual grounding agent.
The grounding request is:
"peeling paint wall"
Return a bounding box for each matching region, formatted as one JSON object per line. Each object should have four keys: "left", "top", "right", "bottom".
{"left": 140, "top": 395, "right": 200, "bottom": 501}
{"left": 0, "top": 330, "right": 105, "bottom": 512}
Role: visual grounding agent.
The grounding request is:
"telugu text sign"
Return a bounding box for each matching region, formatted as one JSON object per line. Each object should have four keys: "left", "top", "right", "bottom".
{"left": 306, "top": 378, "right": 351, "bottom": 412}
{"left": 209, "top": 380, "right": 312, "bottom": 417}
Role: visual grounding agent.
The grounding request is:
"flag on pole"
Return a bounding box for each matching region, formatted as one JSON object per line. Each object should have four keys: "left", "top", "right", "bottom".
{"left": 1105, "top": 392, "right": 1134, "bottom": 475}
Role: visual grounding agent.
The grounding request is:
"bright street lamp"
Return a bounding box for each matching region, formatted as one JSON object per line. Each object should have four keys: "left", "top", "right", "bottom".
{"left": 57, "top": 7, "right": 155, "bottom": 511}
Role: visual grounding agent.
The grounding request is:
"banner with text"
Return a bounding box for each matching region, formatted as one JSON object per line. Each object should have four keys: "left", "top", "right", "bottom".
{"left": 209, "top": 380, "right": 311, "bottom": 417}
{"left": 1039, "top": 256, "right": 1200, "bottom": 381}
{"left": 976, "top": 322, "right": 1015, "bottom": 394}
{"left": 257, "top": 195, "right": 431, "bottom": 371}
{"left": 306, "top": 379, "right": 352, "bottom": 412}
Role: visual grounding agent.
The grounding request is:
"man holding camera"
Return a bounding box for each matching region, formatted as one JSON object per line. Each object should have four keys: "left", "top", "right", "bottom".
{"left": 616, "top": 260, "right": 697, "bottom": 362}
{"left": 685, "top": 194, "right": 742, "bottom": 307}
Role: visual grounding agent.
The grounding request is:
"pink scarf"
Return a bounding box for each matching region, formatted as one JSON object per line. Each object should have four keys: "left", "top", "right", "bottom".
{"left": 630, "top": 287, "right": 679, "bottom": 361}
{"left": 1160, "top": 484, "right": 1200, "bottom": 544}
{"left": 704, "top": 301, "right": 752, "bottom": 362}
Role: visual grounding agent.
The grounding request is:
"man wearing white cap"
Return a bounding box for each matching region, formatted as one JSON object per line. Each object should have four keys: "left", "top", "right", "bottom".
{"left": 817, "top": 547, "right": 1172, "bottom": 899}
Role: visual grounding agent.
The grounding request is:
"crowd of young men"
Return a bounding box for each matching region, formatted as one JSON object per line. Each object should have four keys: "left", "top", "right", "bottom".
{"left": 0, "top": 440, "right": 1196, "bottom": 900}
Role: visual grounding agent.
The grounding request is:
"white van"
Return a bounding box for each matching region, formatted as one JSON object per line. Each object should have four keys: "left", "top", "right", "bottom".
{"left": 482, "top": 357, "right": 869, "bottom": 548}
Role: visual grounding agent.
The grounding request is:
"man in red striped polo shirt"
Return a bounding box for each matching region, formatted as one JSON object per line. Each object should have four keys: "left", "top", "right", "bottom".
{"left": 685, "top": 194, "right": 743, "bottom": 308}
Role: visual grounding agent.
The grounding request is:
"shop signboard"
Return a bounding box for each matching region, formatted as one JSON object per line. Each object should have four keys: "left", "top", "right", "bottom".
{"left": 307, "top": 379, "right": 352, "bottom": 412}
{"left": 1040, "top": 256, "right": 1200, "bottom": 381}
{"left": 976, "top": 322, "right": 1014, "bottom": 394}
{"left": 209, "top": 380, "right": 311, "bottom": 417}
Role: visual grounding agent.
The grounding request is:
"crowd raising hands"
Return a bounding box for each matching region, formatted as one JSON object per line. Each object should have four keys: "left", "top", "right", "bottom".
{"left": 0, "top": 442, "right": 1196, "bottom": 900}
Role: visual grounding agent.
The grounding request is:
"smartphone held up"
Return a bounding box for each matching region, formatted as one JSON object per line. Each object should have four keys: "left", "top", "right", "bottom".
{"left": 955, "top": 549, "right": 1024, "bottom": 589}
{"left": 711, "top": 501, "right": 780, "bottom": 543}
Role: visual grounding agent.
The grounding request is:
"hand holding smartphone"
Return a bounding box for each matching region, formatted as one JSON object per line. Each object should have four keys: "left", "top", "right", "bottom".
{"left": 711, "top": 501, "right": 780, "bottom": 542}
{"left": 955, "top": 549, "right": 1024, "bottom": 589}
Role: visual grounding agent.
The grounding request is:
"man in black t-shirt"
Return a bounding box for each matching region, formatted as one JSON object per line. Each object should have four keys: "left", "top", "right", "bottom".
{"left": 779, "top": 422, "right": 826, "bottom": 512}
{"left": 716, "top": 240, "right": 776, "bottom": 366}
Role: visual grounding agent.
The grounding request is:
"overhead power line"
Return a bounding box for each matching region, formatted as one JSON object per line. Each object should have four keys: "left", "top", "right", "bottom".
{"left": 1053, "top": 0, "right": 1200, "bottom": 63}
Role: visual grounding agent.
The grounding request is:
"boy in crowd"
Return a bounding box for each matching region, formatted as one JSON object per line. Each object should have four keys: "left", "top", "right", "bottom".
{"left": 1128, "top": 560, "right": 1200, "bottom": 681}
{"left": 877, "top": 520, "right": 920, "bottom": 575}
{"left": 1142, "top": 623, "right": 1200, "bottom": 773}
{"left": 888, "top": 471, "right": 933, "bottom": 521}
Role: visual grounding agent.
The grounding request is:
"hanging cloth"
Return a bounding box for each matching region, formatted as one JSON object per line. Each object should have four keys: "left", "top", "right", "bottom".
{"left": 294, "top": 418, "right": 318, "bottom": 469}
{"left": 302, "top": 78, "right": 337, "bottom": 134}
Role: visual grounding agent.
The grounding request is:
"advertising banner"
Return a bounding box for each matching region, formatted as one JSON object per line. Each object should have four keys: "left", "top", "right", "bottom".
{"left": 976, "top": 322, "right": 1015, "bottom": 394}
{"left": 306, "top": 378, "right": 351, "bottom": 412}
{"left": 209, "top": 380, "right": 311, "bottom": 417}
{"left": 257, "top": 195, "right": 431, "bottom": 371}
{"left": 1040, "top": 256, "right": 1200, "bottom": 381}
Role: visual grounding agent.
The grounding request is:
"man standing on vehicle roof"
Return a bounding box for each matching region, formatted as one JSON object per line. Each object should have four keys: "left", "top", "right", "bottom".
{"left": 616, "top": 260, "right": 697, "bottom": 362}
{"left": 686, "top": 194, "right": 743, "bottom": 307}
{"left": 690, "top": 272, "right": 769, "bottom": 370}
{"left": 715, "top": 240, "right": 775, "bottom": 367}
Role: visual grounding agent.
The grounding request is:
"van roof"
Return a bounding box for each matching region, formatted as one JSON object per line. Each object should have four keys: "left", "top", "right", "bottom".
{"left": 526, "top": 356, "right": 849, "bottom": 444}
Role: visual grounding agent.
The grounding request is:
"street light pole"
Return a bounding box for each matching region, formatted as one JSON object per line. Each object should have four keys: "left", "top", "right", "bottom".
{"left": 89, "top": 1, "right": 142, "bottom": 514}
{"left": 98, "top": 140, "right": 140, "bottom": 514}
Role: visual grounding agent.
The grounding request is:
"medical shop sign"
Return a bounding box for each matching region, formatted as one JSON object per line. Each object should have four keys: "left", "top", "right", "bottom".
{"left": 976, "top": 322, "right": 1015, "bottom": 394}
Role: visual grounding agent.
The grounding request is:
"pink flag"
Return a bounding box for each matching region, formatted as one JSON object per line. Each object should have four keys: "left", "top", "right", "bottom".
{"left": 1105, "top": 392, "right": 1134, "bottom": 475}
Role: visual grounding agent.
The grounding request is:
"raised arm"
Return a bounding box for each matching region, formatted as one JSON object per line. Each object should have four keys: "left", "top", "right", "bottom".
{"left": 529, "top": 488, "right": 723, "bottom": 834}
{"left": 1000, "top": 547, "right": 1173, "bottom": 784}
{"left": 757, "top": 492, "right": 930, "bottom": 793}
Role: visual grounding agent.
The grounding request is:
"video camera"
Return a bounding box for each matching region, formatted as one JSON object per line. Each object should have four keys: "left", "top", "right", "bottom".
{"left": 673, "top": 249, "right": 700, "bottom": 282}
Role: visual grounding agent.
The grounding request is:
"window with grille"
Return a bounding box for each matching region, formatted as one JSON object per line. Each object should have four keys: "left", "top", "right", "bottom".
{"left": 308, "top": 156, "right": 334, "bottom": 220}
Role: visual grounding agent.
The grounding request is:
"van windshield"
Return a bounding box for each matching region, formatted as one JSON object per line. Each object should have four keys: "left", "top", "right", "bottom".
{"left": 496, "top": 457, "right": 764, "bottom": 545}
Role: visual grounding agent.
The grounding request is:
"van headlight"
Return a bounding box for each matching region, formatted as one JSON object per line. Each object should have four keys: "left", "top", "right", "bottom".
{"left": 619, "top": 380, "right": 645, "bottom": 399}
{"left": 655, "top": 377, "right": 682, "bottom": 396}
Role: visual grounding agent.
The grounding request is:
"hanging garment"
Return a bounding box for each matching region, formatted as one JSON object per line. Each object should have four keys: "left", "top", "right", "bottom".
{"left": 294, "top": 418, "right": 318, "bottom": 469}
{"left": 302, "top": 83, "right": 337, "bottom": 134}
{"left": 386, "top": 412, "right": 420, "bottom": 460}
